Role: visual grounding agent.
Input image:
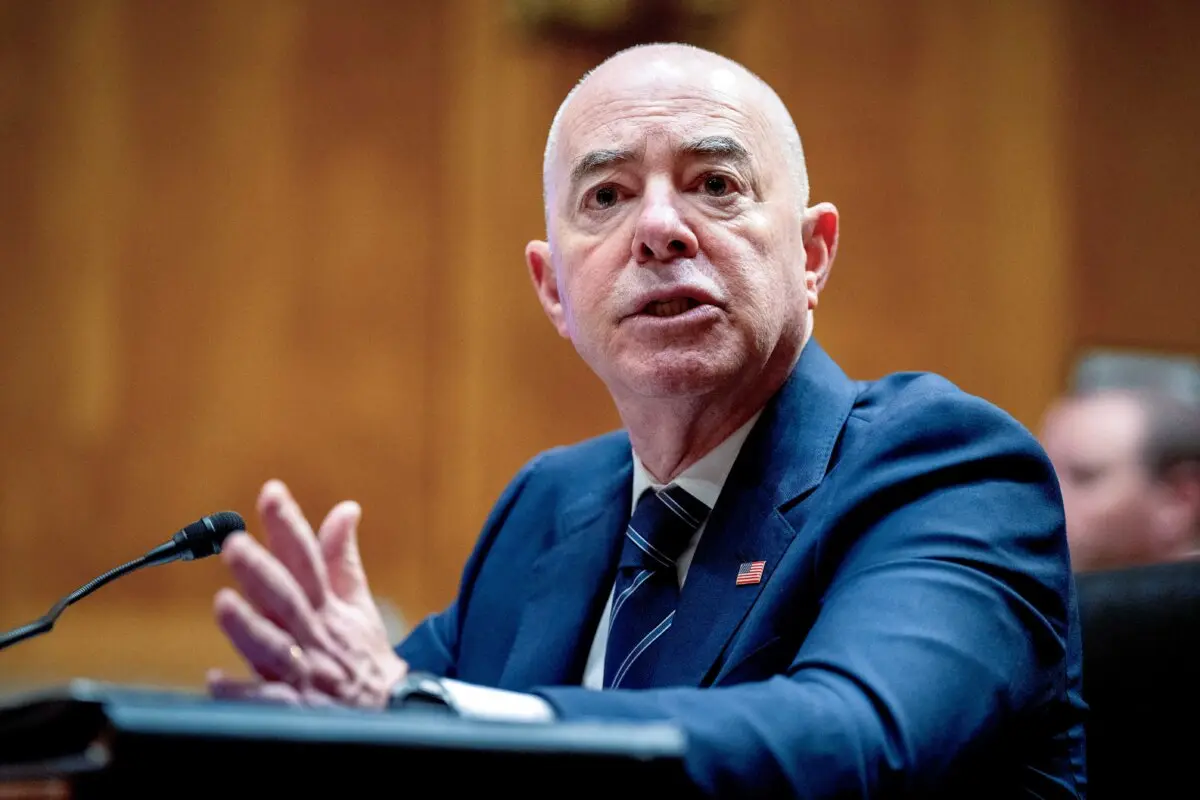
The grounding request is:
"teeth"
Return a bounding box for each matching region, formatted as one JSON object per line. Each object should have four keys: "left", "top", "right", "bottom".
{"left": 646, "top": 298, "right": 692, "bottom": 317}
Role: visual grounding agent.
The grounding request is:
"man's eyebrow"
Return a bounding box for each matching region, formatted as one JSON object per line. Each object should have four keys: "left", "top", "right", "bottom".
{"left": 566, "top": 136, "right": 752, "bottom": 189}
{"left": 681, "top": 135, "right": 752, "bottom": 167}
{"left": 569, "top": 148, "right": 639, "bottom": 188}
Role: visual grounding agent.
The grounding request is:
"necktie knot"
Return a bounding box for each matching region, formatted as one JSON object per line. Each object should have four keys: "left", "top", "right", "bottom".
{"left": 619, "top": 484, "right": 711, "bottom": 571}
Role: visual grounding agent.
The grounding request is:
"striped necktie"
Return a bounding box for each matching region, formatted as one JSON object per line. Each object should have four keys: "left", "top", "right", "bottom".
{"left": 604, "top": 484, "right": 710, "bottom": 690}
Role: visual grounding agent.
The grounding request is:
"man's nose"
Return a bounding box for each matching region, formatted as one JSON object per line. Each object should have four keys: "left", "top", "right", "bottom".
{"left": 631, "top": 186, "right": 699, "bottom": 264}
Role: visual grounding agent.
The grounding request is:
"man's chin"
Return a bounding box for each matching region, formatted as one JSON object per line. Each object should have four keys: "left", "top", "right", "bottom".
{"left": 615, "top": 357, "right": 736, "bottom": 401}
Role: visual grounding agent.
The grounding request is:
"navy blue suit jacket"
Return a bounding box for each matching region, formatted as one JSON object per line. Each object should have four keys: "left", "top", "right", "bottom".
{"left": 398, "top": 341, "right": 1087, "bottom": 798}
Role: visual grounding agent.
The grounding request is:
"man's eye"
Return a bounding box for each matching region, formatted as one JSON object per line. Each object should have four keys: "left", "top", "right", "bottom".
{"left": 591, "top": 186, "right": 619, "bottom": 208}
{"left": 1067, "top": 466, "right": 1102, "bottom": 487}
{"left": 702, "top": 175, "right": 733, "bottom": 196}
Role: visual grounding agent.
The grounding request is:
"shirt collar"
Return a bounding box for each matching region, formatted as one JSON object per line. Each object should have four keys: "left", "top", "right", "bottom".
{"left": 630, "top": 410, "right": 764, "bottom": 513}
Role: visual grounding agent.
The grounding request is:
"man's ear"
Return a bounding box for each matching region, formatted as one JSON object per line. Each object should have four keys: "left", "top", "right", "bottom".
{"left": 801, "top": 202, "right": 839, "bottom": 310}
{"left": 525, "top": 240, "right": 570, "bottom": 339}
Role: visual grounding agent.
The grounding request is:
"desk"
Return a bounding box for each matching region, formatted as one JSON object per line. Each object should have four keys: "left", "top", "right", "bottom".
{"left": 0, "top": 680, "right": 690, "bottom": 797}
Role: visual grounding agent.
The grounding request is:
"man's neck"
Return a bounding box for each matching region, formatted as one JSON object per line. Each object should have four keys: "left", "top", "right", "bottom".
{"left": 622, "top": 400, "right": 761, "bottom": 483}
{"left": 616, "top": 346, "right": 801, "bottom": 483}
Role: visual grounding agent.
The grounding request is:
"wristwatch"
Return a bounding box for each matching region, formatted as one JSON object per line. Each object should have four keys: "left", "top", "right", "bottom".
{"left": 387, "top": 671, "right": 459, "bottom": 715}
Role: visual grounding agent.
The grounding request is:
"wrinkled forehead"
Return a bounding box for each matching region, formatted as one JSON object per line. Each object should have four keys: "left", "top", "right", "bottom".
{"left": 553, "top": 63, "right": 779, "bottom": 181}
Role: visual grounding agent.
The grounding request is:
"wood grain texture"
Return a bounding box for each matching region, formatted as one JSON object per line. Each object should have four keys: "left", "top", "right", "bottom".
{"left": 1066, "top": 0, "right": 1200, "bottom": 357}
{"left": 0, "top": 0, "right": 1193, "bottom": 689}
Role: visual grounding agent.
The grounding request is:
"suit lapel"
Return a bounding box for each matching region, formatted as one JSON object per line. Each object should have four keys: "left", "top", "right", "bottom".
{"left": 497, "top": 459, "right": 632, "bottom": 691}
{"left": 650, "top": 339, "right": 859, "bottom": 688}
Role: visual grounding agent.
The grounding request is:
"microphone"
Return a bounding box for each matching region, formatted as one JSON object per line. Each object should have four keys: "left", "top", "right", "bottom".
{"left": 0, "top": 511, "right": 245, "bottom": 653}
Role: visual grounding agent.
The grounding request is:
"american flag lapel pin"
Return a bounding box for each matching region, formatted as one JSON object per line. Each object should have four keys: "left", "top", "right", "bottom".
{"left": 735, "top": 560, "right": 766, "bottom": 586}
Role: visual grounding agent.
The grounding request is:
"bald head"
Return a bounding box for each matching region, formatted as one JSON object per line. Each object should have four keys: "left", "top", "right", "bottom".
{"left": 542, "top": 43, "right": 809, "bottom": 225}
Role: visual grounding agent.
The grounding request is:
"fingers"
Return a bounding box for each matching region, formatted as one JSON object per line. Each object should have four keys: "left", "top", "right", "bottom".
{"left": 213, "top": 587, "right": 349, "bottom": 692}
{"left": 214, "top": 587, "right": 310, "bottom": 684}
{"left": 258, "top": 480, "right": 330, "bottom": 611}
{"left": 221, "top": 531, "right": 325, "bottom": 651}
{"left": 214, "top": 480, "right": 391, "bottom": 710}
{"left": 207, "top": 670, "right": 302, "bottom": 705}
{"left": 207, "top": 670, "right": 338, "bottom": 708}
{"left": 318, "top": 500, "right": 369, "bottom": 603}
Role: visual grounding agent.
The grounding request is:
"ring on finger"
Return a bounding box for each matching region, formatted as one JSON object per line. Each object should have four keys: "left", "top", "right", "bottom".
{"left": 286, "top": 642, "right": 311, "bottom": 686}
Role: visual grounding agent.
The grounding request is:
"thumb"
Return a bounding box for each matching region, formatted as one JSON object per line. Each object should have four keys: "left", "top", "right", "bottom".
{"left": 317, "top": 500, "right": 370, "bottom": 603}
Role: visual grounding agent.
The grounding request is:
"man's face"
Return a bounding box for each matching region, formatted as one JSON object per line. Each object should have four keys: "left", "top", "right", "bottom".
{"left": 1041, "top": 394, "right": 1159, "bottom": 570}
{"left": 528, "top": 54, "right": 830, "bottom": 405}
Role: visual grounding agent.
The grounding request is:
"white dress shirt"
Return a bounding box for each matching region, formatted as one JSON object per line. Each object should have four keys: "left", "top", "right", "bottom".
{"left": 438, "top": 411, "right": 763, "bottom": 719}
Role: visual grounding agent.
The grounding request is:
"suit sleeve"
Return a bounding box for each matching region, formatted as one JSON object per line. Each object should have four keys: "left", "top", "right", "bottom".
{"left": 534, "top": 389, "right": 1076, "bottom": 798}
{"left": 395, "top": 453, "right": 547, "bottom": 678}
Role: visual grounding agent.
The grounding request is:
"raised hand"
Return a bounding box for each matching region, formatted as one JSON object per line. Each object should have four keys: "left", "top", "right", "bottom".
{"left": 207, "top": 479, "right": 406, "bottom": 708}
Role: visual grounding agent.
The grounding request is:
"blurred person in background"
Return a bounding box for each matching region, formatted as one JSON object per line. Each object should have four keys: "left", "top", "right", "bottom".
{"left": 1041, "top": 387, "right": 1200, "bottom": 572}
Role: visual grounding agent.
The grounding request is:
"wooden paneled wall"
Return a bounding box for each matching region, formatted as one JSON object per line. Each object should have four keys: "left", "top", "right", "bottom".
{"left": 1067, "top": 0, "right": 1200, "bottom": 357}
{"left": 0, "top": 0, "right": 1196, "bottom": 688}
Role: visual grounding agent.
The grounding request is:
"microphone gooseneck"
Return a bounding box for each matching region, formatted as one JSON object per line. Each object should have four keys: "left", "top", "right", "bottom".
{"left": 0, "top": 511, "right": 245, "bottom": 653}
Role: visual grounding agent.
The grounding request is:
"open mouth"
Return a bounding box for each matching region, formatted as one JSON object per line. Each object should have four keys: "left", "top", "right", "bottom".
{"left": 641, "top": 298, "right": 702, "bottom": 317}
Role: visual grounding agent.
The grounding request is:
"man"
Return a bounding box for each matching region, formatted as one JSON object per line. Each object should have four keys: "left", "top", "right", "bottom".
{"left": 207, "top": 43, "right": 1087, "bottom": 797}
{"left": 1040, "top": 387, "right": 1200, "bottom": 572}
